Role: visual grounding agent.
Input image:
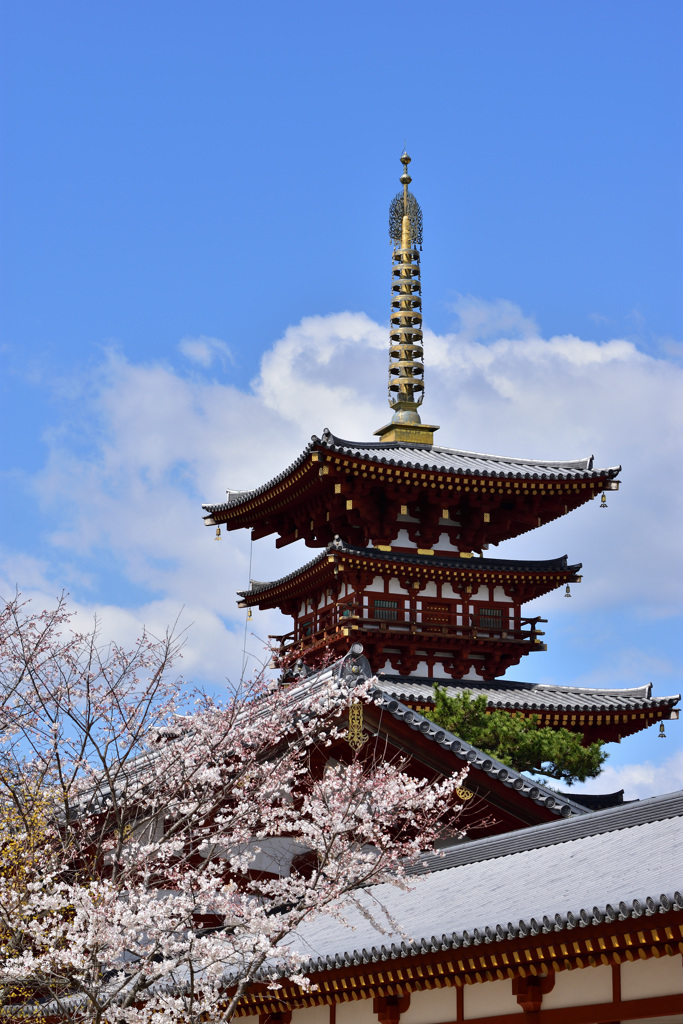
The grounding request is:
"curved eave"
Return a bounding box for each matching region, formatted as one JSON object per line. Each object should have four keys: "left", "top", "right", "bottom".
{"left": 237, "top": 545, "right": 582, "bottom": 608}
{"left": 376, "top": 676, "right": 682, "bottom": 716}
{"left": 202, "top": 430, "right": 621, "bottom": 521}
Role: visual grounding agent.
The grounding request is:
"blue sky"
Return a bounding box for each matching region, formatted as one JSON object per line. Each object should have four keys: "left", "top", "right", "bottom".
{"left": 1, "top": 1, "right": 681, "bottom": 798}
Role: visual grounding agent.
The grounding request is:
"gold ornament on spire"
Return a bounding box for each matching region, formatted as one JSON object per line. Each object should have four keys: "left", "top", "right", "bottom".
{"left": 375, "top": 151, "right": 439, "bottom": 445}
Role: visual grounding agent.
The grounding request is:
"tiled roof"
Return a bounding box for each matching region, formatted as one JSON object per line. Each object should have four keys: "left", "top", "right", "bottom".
{"left": 410, "top": 790, "right": 683, "bottom": 874}
{"left": 203, "top": 429, "right": 621, "bottom": 514}
{"left": 369, "top": 686, "right": 588, "bottom": 819}
{"left": 284, "top": 790, "right": 683, "bottom": 974}
{"left": 376, "top": 674, "right": 681, "bottom": 714}
{"left": 237, "top": 540, "right": 580, "bottom": 599}
{"left": 260, "top": 653, "right": 588, "bottom": 820}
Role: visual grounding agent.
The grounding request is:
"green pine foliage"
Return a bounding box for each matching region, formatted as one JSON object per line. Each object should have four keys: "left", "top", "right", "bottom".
{"left": 427, "top": 686, "right": 607, "bottom": 785}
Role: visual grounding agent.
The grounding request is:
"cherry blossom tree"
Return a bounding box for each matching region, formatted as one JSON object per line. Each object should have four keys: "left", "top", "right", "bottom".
{"left": 0, "top": 595, "right": 464, "bottom": 1023}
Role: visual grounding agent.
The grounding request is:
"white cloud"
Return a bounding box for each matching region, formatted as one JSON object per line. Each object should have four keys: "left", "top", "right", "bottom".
{"left": 446, "top": 295, "right": 538, "bottom": 342}
{"left": 573, "top": 747, "right": 683, "bottom": 801}
{"left": 2, "top": 299, "right": 682, "bottom": 695}
{"left": 178, "top": 335, "right": 233, "bottom": 368}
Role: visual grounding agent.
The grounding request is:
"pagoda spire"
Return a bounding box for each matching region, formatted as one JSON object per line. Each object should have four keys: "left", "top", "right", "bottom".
{"left": 375, "top": 151, "right": 439, "bottom": 445}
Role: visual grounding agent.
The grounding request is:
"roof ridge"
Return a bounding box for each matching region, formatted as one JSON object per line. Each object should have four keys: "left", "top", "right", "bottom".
{"left": 409, "top": 789, "right": 683, "bottom": 875}
{"left": 376, "top": 674, "right": 680, "bottom": 706}
{"left": 238, "top": 544, "right": 581, "bottom": 596}
{"left": 369, "top": 687, "right": 589, "bottom": 818}
{"left": 322, "top": 430, "right": 619, "bottom": 472}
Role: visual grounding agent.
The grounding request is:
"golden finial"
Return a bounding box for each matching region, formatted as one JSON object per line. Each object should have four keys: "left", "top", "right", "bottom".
{"left": 375, "top": 151, "right": 439, "bottom": 445}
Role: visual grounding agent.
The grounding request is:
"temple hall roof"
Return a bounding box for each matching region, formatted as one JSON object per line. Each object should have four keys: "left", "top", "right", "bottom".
{"left": 376, "top": 674, "right": 681, "bottom": 716}
{"left": 284, "top": 790, "right": 683, "bottom": 973}
{"left": 237, "top": 540, "right": 581, "bottom": 604}
{"left": 202, "top": 428, "right": 621, "bottom": 516}
{"left": 271, "top": 652, "right": 588, "bottom": 821}
{"left": 368, "top": 685, "right": 588, "bottom": 818}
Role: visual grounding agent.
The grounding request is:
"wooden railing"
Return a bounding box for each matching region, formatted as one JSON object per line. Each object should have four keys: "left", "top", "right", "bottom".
{"left": 269, "top": 612, "right": 547, "bottom": 658}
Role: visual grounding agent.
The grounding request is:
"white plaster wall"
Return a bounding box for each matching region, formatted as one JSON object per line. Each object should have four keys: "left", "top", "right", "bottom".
{"left": 492, "top": 586, "right": 512, "bottom": 602}
{"left": 366, "top": 576, "right": 386, "bottom": 593}
{"left": 542, "top": 964, "right": 612, "bottom": 1008}
{"left": 621, "top": 954, "right": 683, "bottom": 1000}
{"left": 471, "top": 585, "right": 489, "bottom": 601}
{"left": 442, "top": 582, "right": 460, "bottom": 599}
{"left": 433, "top": 533, "right": 459, "bottom": 553}
{"left": 462, "top": 667, "right": 484, "bottom": 680}
{"left": 394, "top": 528, "right": 416, "bottom": 548}
{"left": 290, "top": 1005, "right": 330, "bottom": 1024}
{"left": 463, "top": 978, "right": 521, "bottom": 1018}
{"left": 421, "top": 581, "right": 437, "bottom": 597}
{"left": 401, "top": 986, "right": 459, "bottom": 1024}
{"left": 389, "top": 577, "right": 408, "bottom": 594}
{"left": 413, "top": 660, "right": 431, "bottom": 677}
{"left": 336, "top": 997, "right": 376, "bottom": 1024}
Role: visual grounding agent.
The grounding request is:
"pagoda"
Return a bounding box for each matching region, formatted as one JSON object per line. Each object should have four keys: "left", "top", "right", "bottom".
{"left": 203, "top": 152, "right": 621, "bottom": 685}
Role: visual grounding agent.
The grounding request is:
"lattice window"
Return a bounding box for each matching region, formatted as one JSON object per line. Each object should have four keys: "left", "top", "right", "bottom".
{"left": 301, "top": 620, "right": 313, "bottom": 637}
{"left": 373, "top": 599, "right": 399, "bottom": 621}
{"left": 479, "top": 607, "right": 503, "bottom": 630}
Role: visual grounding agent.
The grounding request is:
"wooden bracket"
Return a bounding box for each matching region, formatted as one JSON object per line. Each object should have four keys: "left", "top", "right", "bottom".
{"left": 512, "top": 972, "right": 555, "bottom": 1012}
{"left": 373, "top": 992, "right": 411, "bottom": 1024}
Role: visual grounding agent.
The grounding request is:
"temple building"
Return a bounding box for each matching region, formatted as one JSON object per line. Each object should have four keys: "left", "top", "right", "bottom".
{"left": 201, "top": 153, "right": 682, "bottom": 1022}
{"left": 203, "top": 153, "right": 678, "bottom": 747}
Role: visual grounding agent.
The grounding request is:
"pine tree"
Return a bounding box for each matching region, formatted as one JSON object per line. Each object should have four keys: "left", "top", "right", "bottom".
{"left": 426, "top": 685, "right": 607, "bottom": 785}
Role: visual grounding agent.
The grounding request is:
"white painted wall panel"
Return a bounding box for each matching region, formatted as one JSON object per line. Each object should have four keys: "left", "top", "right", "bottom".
{"left": 621, "top": 953, "right": 683, "bottom": 1000}
{"left": 291, "top": 1005, "right": 330, "bottom": 1024}
{"left": 336, "top": 997, "right": 376, "bottom": 1024}
{"left": 401, "top": 985, "right": 459, "bottom": 1024}
{"left": 542, "top": 964, "right": 612, "bottom": 1008}
{"left": 463, "top": 977, "right": 521, "bottom": 1018}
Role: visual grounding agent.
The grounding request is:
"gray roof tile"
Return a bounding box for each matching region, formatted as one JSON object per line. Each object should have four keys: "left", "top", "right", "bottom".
{"left": 369, "top": 686, "right": 588, "bottom": 818}
{"left": 377, "top": 674, "right": 681, "bottom": 714}
{"left": 237, "top": 540, "right": 580, "bottom": 600}
{"left": 286, "top": 791, "right": 683, "bottom": 974}
{"left": 203, "top": 430, "right": 621, "bottom": 514}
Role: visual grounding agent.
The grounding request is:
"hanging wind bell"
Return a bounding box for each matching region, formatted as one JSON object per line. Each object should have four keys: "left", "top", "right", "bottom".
{"left": 600, "top": 493, "right": 608, "bottom": 509}
{"left": 247, "top": 608, "right": 253, "bottom": 620}
{"left": 215, "top": 526, "right": 221, "bottom": 540}
{"left": 658, "top": 721, "right": 666, "bottom": 739}
{"left": 565, "top": 584, "right": 571, "bottom": 598}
